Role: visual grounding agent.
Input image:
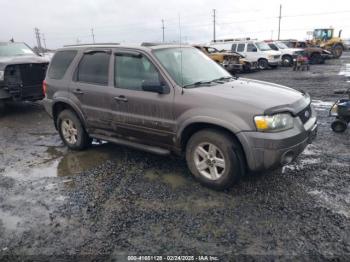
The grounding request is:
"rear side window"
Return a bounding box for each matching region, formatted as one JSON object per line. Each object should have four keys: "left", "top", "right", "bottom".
{"left": 237, "top": 44, "right": 245, "bottom": 52}
{"left": 48, "top": 50, "right": 77, "bottom": 79}
{"left": 77, "top": 52, "right": 110, "bottom": 85}
{"left": 231, "top": 44, "right": 237, "bottom": 52}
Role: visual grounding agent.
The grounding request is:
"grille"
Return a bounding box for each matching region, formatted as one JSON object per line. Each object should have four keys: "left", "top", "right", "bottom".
{"left": 297, "top": 105, "right": 312, "bottom": 124}
{"left": 18, "top": 63, "right": 47, "bottom": 86}
{"left": 274, "top": 55, "right": 281, "bottom": 59}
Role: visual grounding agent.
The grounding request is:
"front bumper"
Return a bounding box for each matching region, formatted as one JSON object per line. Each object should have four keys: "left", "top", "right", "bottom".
{"left": 224, "top": 63, "right": 243, "bottom": 71}
{"left": 237, "top": 113, "right": 317, "bottom": 172}
{"left": 267, "top": 60, "right": 280, "bottom": 66}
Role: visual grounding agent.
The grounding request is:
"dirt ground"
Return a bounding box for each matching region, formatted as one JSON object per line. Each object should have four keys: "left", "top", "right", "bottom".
{"left": 0, "top": 52, "right": 349, "bottom": 261}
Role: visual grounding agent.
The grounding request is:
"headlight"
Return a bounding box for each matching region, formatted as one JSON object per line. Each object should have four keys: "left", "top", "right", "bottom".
{"left": 254, "top": 113, "right": 294, "bottom": 132}
{"left": 330, "top": 104, "right": 338, "bottom": 116}
{"left": 0, "top": 70, "right": 4, "bottom": 81}
{"left": 268, "top": 55, "right": 274, "bottom": 59}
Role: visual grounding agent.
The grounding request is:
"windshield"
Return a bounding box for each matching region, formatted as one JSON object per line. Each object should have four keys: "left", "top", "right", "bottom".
{"left": 275, "top": 42, "right": 288, "bottom": 49}
{"left": 0, "top": 42, "right": 35, "bottom": 57}
{"left": 256, "top": 42, "right": 272, "bottom": 51}
{"left": 153, "top": 47, "right": 231, "bottom": 87}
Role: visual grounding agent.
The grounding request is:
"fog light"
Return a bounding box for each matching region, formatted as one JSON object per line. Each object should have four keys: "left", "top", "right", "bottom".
{"left": 281, "top": 151, "right": 294, "bottom": 165}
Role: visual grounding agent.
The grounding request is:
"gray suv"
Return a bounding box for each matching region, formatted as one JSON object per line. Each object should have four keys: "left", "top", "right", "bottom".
{"left": 43, "top": 43, "right": 317, "bottom": 190}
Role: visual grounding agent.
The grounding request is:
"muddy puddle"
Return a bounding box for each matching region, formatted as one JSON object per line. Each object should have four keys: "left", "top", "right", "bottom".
{"left": 3, "top": 143, "right": 127, "bottom": 180}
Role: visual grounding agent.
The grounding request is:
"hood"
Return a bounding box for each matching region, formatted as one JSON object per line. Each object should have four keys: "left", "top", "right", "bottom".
{"left": 262, "top": 50, "right": 282, "bottom": 55}
{"left": 190, "top": 78, "right": 309, "bottom": 115}
{"left": 213, "top": 52, "right": 240, "bottom": 58}
{"left": 0, "top": 55, "right": 49, "bottom": 70}
{"left": 282, "top": 48, "right": 303, "bottom": 54}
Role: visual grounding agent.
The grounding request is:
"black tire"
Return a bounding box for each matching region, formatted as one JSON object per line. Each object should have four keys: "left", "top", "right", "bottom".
{"left": 57, "top": 109, "right": 91, "bottom": 150}
{"left": 332, "top": 44, "right": 343, "bottom": 58}
{"left": 310, "top": 53, "right": 323, "bottom": 64}
{"left": 258, "top": 59, "right": 269, "bottom": 70}
{"left": 185, "top": 129, "right": 245, "bottom": 190}
{"left": 331, "top": 120, "right": 348, "bottom": 133}
{"left": 282, "top": 55, "right": 293, "bottom": 67}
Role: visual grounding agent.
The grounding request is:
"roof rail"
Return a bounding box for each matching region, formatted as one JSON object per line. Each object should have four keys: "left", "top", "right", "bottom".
{"left": 141, "top": 42, "right": 181, "bottom": 47}
{"left": 211, "top": 37, "right": 256, "bottom": 43}
{"left": 63, "top": 43, "right": 120, "bottom": 47}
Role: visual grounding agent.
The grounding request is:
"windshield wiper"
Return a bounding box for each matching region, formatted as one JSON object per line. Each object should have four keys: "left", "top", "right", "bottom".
{"left": 183, "top": 81, "right": 213, "bottom": 88}
{"left": 211, "top": 76, "right": 236, "bottom": 82}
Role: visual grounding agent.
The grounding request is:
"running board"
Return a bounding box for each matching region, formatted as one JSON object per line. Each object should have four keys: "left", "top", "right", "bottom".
{"left": 91, "top": 134, "right": 171, "bottom": 156}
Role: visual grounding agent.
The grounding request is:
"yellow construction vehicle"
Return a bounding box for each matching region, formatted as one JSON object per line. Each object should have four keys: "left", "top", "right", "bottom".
{"left": 311, "top": 28, "right": 344, "bottom": 58}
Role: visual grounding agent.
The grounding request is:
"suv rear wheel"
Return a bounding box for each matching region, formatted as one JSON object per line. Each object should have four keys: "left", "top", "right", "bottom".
{"left": 186, "top": 129, "right": 245, "bottom": 190}
{"left": 57, "top": 109, "right": 91, "bottom": 150}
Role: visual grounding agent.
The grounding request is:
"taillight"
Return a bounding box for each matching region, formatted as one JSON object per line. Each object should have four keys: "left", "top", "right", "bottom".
{"left": 42, "top": 80, "right": 47, "bottom": 96}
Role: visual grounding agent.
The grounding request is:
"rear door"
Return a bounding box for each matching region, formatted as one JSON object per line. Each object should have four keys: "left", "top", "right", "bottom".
{"left": 110, "top": 50, "right": 175, "bottom": 147}
{"left": 70, "top": 49, "right": 114, "bottom": 131}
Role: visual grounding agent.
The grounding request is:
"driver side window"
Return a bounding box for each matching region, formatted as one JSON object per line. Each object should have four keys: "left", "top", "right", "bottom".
{"left": 115, "top": 54, "right": 160, "bottom": 91}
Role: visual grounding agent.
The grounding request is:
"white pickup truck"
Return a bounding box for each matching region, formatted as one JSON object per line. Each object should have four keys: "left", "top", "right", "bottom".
{"left": 210, "top": 40, "right": 282, "bottom": 70}
{"left": 265, "top": 41, "right": 303, "bottom": 66}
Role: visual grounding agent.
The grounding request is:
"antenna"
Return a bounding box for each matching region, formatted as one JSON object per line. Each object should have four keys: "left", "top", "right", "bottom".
{"left": 178, "top": 13, "right": 184, "bottom": 94}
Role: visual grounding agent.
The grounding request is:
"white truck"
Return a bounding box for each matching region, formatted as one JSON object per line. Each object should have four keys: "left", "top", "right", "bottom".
{"left": 210, "top": 39, "right": 282, "bottom": 70}
{"left": 265, "top": 41, "right": 303, "bottom": 66}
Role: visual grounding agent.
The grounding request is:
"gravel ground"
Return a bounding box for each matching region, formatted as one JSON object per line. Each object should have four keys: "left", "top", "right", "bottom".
{"left": 0, "top": 52, "right": 349, "bottom": 261}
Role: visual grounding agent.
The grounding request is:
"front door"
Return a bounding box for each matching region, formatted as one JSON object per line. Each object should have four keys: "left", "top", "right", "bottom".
{"left": 110, "top": 51, "right": 175, "bottom": 147}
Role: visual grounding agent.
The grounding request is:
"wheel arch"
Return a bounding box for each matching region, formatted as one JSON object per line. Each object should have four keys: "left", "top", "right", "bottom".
{"left": 52, "top": 99, "right": 87, "bottom": 130}
{"left": 179, "top": 122, "right": 248, "bottom": 168}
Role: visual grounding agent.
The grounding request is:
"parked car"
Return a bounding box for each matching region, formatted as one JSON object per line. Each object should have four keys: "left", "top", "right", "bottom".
{"left": 193, "top": 45, "right": 242, "bottom": 73}
{"left": 280, "top": 39, "right": 332, "bottom": 64}
{"left": 0, "top": 42, "right": 49, "bottom": 108}
{"left": 43, "top": 43, "right": 317, "bottom": 190}
{"left": 265, "top": 40, "right": 303, "bottom": 66}
{"left": 231, "top": 51, "right": 259, "bottom": 73}
{"left": 210, "top": 39, "right": 282, "bottom": 70}
{"left": 193, "top": 45, "right": 258, "bottom": 73}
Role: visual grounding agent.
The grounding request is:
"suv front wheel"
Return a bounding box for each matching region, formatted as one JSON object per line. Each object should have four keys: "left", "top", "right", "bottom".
{"left": 186, "top": 129, "right": 245, "bottom": 190}
{"left": 57, "top": 109, "right": 91, "bottom": 150}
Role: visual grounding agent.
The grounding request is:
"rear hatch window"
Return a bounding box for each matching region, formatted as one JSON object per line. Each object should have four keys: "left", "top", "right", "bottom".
{"left": 48, "top": 50, "right": 77, "bottom": 79}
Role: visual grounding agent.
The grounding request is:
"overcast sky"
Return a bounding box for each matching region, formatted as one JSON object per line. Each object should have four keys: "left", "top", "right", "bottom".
{"left": 1, "top": 0, "right": 350, "bottom": 49}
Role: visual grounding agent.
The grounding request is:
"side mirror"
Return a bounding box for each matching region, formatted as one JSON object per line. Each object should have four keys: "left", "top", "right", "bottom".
{"left": 142, "top": 80, "right": 165, "bottom": 94}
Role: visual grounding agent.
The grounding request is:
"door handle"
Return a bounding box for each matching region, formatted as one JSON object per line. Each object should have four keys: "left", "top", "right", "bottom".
{"left": 73, "top": 89, "right": 84, "bottom": 95}
{"left": 114, "top": 95, "right": 128, "bottom": 102}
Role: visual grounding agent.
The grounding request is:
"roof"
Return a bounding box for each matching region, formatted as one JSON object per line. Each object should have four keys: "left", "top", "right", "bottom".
{"left": 60, "top": 42, "right": 191, "bottom": 51}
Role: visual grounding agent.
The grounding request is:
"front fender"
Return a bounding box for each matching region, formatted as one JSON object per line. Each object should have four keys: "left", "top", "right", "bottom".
{"left": 176, "top": 108, "right": 252, "bottom": 142}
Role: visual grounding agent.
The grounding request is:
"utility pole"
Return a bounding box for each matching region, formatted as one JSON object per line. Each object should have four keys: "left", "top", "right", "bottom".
{"left": 161, "top": 19, "right": 165, "bottom": 43}
{"left": 278, "top": 4, "right": 282, "bottom": 40}
{"left": 34, "top": 28, "right": 42, "bottom": 53}
{"left": 42, "top": 33, "right": 47, "bottom": 51}
{"left": 213, "top": 9, "right": 216, "bottom": 42}
{"left": 91, "top": 28, "right": 95, "bottom": 43}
